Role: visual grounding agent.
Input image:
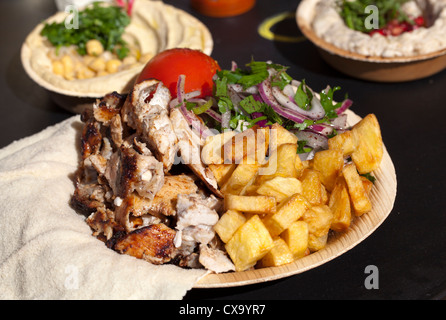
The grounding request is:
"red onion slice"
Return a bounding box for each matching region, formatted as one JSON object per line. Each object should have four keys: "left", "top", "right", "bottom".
{"left": 293, "top": 130, "right": 329, "bottom": 150}
{"left": 271, "top": 83, "right": 325, "bottom": 120}
{"left": 258, "top": 77, "right": 310, "bottom": 124}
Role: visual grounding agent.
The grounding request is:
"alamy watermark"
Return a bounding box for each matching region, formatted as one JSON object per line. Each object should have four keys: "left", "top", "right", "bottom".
{"left": 64, "top": 5, "right": 79, "bottom": 29}
{"left": 364, "top": 5, "right": 379, "bottom": 31}
{"left": 364, "top": 264, "right": 379, "bottom": 290}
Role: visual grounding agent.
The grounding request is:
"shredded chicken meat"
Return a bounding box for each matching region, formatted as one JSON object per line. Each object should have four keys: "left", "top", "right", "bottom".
{"left": 71, "top": 81, "right": 234, "bottom": 273}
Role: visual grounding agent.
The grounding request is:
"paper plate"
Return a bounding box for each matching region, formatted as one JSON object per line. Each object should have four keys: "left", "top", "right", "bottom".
{"left": 195, "top": 110, "right": 397, "bottom": 288}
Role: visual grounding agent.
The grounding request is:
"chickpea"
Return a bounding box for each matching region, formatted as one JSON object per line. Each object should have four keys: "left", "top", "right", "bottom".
{"left": 86, "top": 39, "right": 104, "bottom": 56}
{"left": 52, "top": 60, "right": 64, "bottom": 76}
{"left": 76, "top": 67, "right": 95, "bottom": 80}
{"left": 82, "top": 55, "right": 95, "bottom": 66}
{"left": 122, "top": 55, "right": 137, "bottom": 66}
{"left": 105, "top": 59, "right": 122, "bottom": 74}
{"left": 88, "top": 57, "right": 106, "bottom": 72}
{"left": 60, "top": 55, "right": 74, "bottom": 80}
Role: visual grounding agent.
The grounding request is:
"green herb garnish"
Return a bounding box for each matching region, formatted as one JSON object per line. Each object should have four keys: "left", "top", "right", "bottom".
{"left": 293, "top": 79, "right": 313, "bottom": 111}
{"left": 40, "top": 2, "right": 131, "bottom": 59}
{"left": 337, "top": 0, "right": 412, "bottom": 33}
{"left": 297, "top": 140, "right": 312, "bottom": 154}
{"left": 320, "top": 86, "right": 343, "bottom": 119}
{"left": 360, "top": 172, "right": 376, "bottom": 183}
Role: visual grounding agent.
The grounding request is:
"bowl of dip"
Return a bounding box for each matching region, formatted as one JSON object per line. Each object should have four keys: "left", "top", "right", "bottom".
{"left": 296, "top": 0, "right": 446, "bottom": 82}
{"left": 21, "top": 0, "right": 214, "bottom": 113}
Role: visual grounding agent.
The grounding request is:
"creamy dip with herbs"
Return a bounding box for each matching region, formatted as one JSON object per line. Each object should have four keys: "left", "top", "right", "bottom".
{"left": 311, "top": 0, "right": 446, "bottom": 58}
{"left": 22, "top": 0, "right": 213, "bottom": 97}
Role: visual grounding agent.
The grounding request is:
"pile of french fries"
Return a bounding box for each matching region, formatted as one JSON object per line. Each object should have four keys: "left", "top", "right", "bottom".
{"left": 202, "top": 114, "right": 383, "bottom": 272}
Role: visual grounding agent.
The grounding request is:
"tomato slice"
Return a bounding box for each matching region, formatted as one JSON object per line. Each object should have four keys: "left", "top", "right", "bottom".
{"left": 136, "top": 48, "right": 221, "bottom": 99}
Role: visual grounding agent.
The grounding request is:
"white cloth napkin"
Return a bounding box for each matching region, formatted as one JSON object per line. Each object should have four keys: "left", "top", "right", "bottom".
{"left": 0, "top": 116, "right": 206, "bottom": 299}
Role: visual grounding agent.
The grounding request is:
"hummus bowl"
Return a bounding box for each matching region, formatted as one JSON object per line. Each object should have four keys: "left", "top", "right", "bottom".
{"left": 21, "top": 0, "right": 214, "bottom": 113}
{"left": 296, "top": 0, "right": 446, "bottom": 82}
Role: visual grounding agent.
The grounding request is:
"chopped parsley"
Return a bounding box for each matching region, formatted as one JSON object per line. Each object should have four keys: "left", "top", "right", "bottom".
{"left": 297, "top": 140, "right": 312, "bottom": 154}
{"left": 338, "top": 0, "right": 412, "bottom": 33}
{"left": 320, "top": 86, "right": 344, "bottom": 119}
{"left": 293, "top": 79, "right": 314, "bottom": 111}
{"left": 40, "top": 3, "right": 131, "bottom": 59}
{"left": 360, "top": 172, "right": 376, "bottom": 183}
{"left": 212, "top": 59, "right": 348, "bottom": 135}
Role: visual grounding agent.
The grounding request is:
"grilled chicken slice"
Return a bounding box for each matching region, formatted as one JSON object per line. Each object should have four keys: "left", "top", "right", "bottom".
{"left": 104, "top": 145, "right": 164, "bottom": 200}
{"left": 170, "top": 108, "right": 222, "bottom": 198}
{"left": 122, "top": 80, "right": 178, "bottom": 172}
{"left": 86, "top": 207, "right": 122, "bottom": 241}
{"left": 198, "top": 244, "right": 235, "bottom": 274}
{"left": 115, "top": 175, "right": 198, "bottom": 232}
{"left": 143, "top": 174, "right": 198, "bottom": 216}
{"left": 112, "top": 224, "right": 177, "bottom": 265}
{"left": 174, "top": 193, "right": 221, "bottom": 250}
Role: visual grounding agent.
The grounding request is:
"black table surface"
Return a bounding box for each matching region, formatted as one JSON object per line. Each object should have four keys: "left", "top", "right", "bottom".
{"left": 2, "top": 0, "right": 446, "bottom": 300}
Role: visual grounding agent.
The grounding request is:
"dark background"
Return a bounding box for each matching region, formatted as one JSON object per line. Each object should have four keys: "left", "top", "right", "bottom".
{"left": 2, "top": 0, "right": 446, "bottom": 299}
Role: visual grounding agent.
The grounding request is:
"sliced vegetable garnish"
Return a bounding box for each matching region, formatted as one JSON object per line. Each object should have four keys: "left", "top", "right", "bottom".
{"left": 172, "top": 60, "right": 352, "bottom": 151}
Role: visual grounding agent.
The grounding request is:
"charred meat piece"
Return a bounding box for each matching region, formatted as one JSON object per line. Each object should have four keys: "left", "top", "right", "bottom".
{"left": 112, "top": 223, "right": 177, "bottom": 265}
{"left": 81, "top": 119, "right": 102, "bottom": 159}
{"left": 70, "top": 179, "right": 106, "bottom": 214}
{"left": 122, "top": 80, "right": 178, "bottom": 172}
{"left": 93, "top": 91, "right": 127, "bottom": 125}
{"left": 104, "top": 145, "right": 164, "bottom": 200}
{"left": 86, "top": 206, "right": 122, "bottom": 241}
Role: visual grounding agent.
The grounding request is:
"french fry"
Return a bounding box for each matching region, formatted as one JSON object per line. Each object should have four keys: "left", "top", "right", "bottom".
{"left": 361, "top": 176, "right": 373, "bottom": 195}
{"left": 224, "top": 194, "right": 276, "bottom": 214}
{"left": 328, "top": 114, "right": 383, "bottom": 174}
{"left": 201, "top": 131, "right": 235, "bottom": 165}
{"left": 225, "top": 215, "right": 274, "bottom": 271}
{"left": 350, "top": 114, "right": 383, "bottom": 174}
{"left": 258, "top": 237, "right": 294, "bottom": 267}
{"left": 304, "top": 205, "right": 332, "bottom": 252}
{"left": 295, "top": 153, "right": 304, "bottom": 178}
{"left": 256, "top": 176, "right": 303, "bottom": 203}
{"left": 300, "top": 169, "right": 328, "bottom": 206}
{"left": 214, "top": 210, "right": 246, "bottom": 243}
{"left": 308, "top": 233, "right": 328, "bottom": 252}
{"left": 270, "top": 123, "right": 298, "bottom": 147}
{"left": 257, "top": 143, "right": 298, "bottom": 184}
{"left": 328, "top": 130, "right": 355, "bottom": 157}
{"left": 302, "top": 205, "right": 333, "bottom": 238}
{"left": 220, "top": 160, "right": 260, "bottom": 195}
{"left": 208, "top": 163, "right": 237, "bottom": 188}
{"left": 263, "top": 194, "right": 310, "bottom": 237}
{"left": 313, "top": 149, "right": 344, "bottom": 192}
{"left": 281, "top": 220, "right": 309, "bottom": 259}
{"left": 328, "top": 175, "right": 351, "bottom": 232}
{"left": 222, "top": 126, "right": 269, "bottom": 164}
{"left": 342, "top": 163, "right": 372, "bottom": 216}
